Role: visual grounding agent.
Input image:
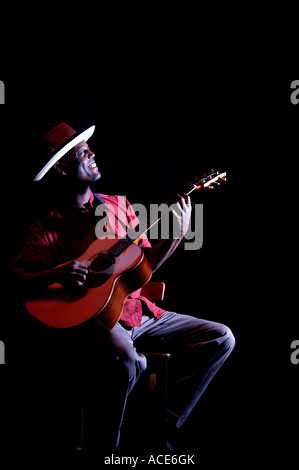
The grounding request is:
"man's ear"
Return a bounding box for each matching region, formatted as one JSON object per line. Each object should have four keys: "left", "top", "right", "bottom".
{"left": 54, "top": 161, "right": 68, "bottom": 176}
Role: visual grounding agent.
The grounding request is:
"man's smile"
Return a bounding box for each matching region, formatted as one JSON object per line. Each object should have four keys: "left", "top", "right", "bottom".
{"left": 88, "top": 159, "right": 98, "bottom": 169}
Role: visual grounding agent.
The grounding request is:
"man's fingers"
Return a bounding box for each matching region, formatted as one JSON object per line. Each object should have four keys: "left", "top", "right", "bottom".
{"left": 171, "top": 207, "right": 181, "bottom": 217}
{"left": 176, "top": 193, "right": 191, "bottom": 209}
{"left": 71, "top": 261, "right": 89, "bottom": 281}
{"left": 73, "top": 261, "right": 89, "bottom": 273}
{"left": 74, "top": 261, "right": 89, "bottom": 270}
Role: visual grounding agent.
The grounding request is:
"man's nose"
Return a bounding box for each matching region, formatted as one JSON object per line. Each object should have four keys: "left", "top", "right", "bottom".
{"left": 88, "top": 149, "right": 95, "bottom": 158}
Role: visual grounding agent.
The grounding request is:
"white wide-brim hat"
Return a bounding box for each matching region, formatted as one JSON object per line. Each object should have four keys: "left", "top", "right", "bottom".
{"left": 34, "top": 122, "right": 95, "bottom": 181}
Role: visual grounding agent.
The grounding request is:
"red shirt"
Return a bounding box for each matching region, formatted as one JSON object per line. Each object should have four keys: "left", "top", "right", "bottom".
{"left": 12, "top": 192, "right": 166, "bottom": 327}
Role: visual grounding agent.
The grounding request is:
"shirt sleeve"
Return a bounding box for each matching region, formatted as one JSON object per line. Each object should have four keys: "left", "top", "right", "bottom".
{"left": 9, "top": 222, "right": 54, "bottom": 272}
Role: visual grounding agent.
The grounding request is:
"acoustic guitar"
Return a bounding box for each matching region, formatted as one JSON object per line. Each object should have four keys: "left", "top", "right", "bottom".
{"left": 25, "top": 170, "right": 227, "bottom": 331}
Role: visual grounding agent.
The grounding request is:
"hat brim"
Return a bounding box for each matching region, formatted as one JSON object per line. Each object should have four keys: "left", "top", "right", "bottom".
{"left": 34, "top": 125, "right": 95, "bottom": 181}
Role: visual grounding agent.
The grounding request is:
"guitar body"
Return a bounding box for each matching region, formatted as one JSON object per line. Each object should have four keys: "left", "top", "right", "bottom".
{"left": 25, "top": 238, "right": 152, "bottom": 330}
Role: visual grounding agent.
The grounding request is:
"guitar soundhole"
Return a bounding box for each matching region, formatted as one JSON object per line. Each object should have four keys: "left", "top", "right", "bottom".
{"left": 90, "top": 251, "right": 115, "bottom": 272}
{"left": 88, "top": 251, "right": 115, "bottom": 287}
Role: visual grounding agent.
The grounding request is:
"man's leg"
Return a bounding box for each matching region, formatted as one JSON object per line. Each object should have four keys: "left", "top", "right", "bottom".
{"left": 131, "top": 312, "right": 235, "bottom": 432}
{"left": 80, "top": 320, "right": 147, "bottom": 452}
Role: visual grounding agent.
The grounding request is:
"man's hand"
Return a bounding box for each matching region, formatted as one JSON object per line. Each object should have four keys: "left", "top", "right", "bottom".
{"left": 55, "top": 260, "right": 89, "bottom": 287}
{"left": 144, "top": 193, "right": 192, "bottom": 273}
{"left": 9, "top": 260, "right": 90, "bottom": 293}
{"left": 170, "top": 193, "right": 192, "bottom": 239}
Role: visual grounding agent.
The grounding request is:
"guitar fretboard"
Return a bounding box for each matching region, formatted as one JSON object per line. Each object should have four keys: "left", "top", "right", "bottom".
{"left": 107, "top": 238, "right": 134, "bottom": 257}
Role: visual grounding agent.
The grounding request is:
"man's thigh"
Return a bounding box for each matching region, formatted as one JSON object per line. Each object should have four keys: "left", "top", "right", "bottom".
{"left": 131, "top": 311, "right": 230, "bottom": 352}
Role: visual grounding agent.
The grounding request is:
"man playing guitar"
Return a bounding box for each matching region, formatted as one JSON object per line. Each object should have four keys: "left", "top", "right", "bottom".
{"left": 8, "top": 122, "right": 235, "bottom": 454}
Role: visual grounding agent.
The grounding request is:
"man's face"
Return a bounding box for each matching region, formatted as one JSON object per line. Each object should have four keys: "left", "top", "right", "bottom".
{"left": 56, "top": 141, "right": 101, "bottom": 183}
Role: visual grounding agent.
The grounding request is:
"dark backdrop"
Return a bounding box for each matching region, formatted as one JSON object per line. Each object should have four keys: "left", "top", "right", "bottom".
{"left": 0, "top": 61, "right": 294, "bottom": 465}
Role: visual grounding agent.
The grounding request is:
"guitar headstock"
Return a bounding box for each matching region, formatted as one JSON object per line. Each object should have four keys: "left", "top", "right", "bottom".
{"left": 176, "top": 170, "right": 227, "bottom": 197}
{"left": 192, "top": 170, "right": 227, "bottom": 191}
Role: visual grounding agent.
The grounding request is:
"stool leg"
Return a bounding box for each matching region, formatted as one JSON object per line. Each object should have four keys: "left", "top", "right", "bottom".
{"left": 143, "top": 353, "right": 171, "bottom": 448}
{"left": 76, "top": 408, "right": 84, "bottom": 451}
{"left": 161, "top": 357, "right": 168, "bottom": 444}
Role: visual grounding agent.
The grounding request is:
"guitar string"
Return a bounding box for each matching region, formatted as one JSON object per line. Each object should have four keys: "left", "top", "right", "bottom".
{"left": 132, "top": 172, "right": 225, "bottom": 241}
{"left": 104, "top": 182, "right": 200, "bottom": 242}
{"left": 94, "top": 181, "right": 201, "bottom": 240}
{"left": 133, "top": 183, "right": 204, "bottom": 243}
{"left": 94, "top": 173, "right": 223, "bottom": 243}
{"left": 93, "top": 188, "right": 195, "bottom": 243}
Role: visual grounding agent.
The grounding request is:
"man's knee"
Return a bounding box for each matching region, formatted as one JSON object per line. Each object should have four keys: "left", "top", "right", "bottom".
{"left": 117, "top": 350, "right": 147, "bottom": 382}
{"left": 213, "top": 323, "right": 235, "bottom": 353}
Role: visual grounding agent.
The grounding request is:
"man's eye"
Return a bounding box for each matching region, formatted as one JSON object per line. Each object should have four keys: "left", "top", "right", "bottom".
{"left": 78, "top": 150, "right": 87, "bottom": 158}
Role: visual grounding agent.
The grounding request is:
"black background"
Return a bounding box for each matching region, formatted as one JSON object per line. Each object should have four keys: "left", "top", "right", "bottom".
{"left": 0, "top": 14, "right": 296, "bottom": 467}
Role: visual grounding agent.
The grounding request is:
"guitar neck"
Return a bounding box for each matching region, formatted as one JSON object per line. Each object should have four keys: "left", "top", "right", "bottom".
{"left": 133, "top": 186, "right": 196, "bottom": 244}
{"left": 133, "top": 170, "right": 226, "bottom": 244}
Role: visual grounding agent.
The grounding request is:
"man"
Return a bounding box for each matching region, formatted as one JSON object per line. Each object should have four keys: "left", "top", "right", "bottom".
{"left": 8, "top": 122, "right": 235, "bottom": 454}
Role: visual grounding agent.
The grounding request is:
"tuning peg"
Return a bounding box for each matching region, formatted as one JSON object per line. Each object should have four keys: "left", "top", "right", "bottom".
{"left": 207, "top": 185, "right": 214, "bottom": 189}
{"left": 220, "top": 176, "right": 227, "bottom": 181}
